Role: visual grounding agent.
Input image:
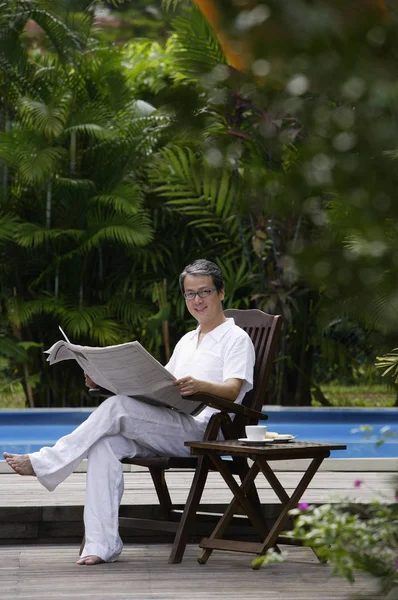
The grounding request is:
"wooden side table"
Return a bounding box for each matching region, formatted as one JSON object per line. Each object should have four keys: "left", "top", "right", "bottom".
{"left": 185, "top": 439, "right": 347, "bottom": 567}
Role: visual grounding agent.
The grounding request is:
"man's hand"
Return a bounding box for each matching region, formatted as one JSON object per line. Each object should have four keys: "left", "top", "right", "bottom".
{"left": 84, "top": 372, "right": 97, "bottom": 389}
{"left": 173, "top": 376, "right": 243, "bottom": 401}
{"left": 174, "top": 376, "right": 203, "bottom": 396}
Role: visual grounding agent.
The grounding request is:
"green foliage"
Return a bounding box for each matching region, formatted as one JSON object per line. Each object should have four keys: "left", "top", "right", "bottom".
{"left": 0, "top": 1, "right": 173, "bottom": 406}
{"left": 316, "top": 384, "right": 396, "bottom": 408}
{"left": 3, "top": 0, "right": 398, "bottom": 409}
{"left": 150, "top": 146, "right": 240, "bottom": 239}
{"left": 0, "top": 357, "right": 26, "bottom": 408}
{"left": 287, "top": 501, "right": 398, "bottom": 596}
{"left": 312, "top": 318, "right": 390, "bottom": 387}
{"left": 158, "top": 0, "right": 398, "bottom": 403}
{"left": 254, "top": 486, "right": 398, "bottom": 597}
{"left": 376, "top": 349, "right": 398, "bottom": 384}
{"left": 100, "top": 1, "right": 172, "bottom": 44}
{"left": 168, "top": 4, "right": 227, "bottom": 81}
{"left": 122, "top": 40, "right": 176, "bottom": 98}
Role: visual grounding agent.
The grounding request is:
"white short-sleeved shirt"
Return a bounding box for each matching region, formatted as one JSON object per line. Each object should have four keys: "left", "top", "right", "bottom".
{"left": 165, "top": 318, "right": 255, "bottom": 423}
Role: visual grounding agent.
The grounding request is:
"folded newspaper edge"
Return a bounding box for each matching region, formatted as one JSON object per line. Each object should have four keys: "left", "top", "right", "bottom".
{"left": 44, "top": 340, "right": 204, "bottom": 416}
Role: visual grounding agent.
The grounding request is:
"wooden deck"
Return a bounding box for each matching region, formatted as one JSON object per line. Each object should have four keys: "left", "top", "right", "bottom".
{"left": 0, "top": 463, "right": 395, "bottom": 543}
{"left": 0, "top": 464, "right": 395, "bottom": 508}
{"left": 0, "top": 463, "right": 394, "bottom": 598}
{"left": 0, "top": 544, "right": 384, "bottom": 600}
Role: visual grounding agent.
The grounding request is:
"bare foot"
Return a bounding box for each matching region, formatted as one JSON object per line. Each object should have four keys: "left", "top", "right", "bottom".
{"left": 77, "top": 555, "right": 104, "bottom": 566}
{"left": 3, "top": 452, "right": 35, "bottom": 476}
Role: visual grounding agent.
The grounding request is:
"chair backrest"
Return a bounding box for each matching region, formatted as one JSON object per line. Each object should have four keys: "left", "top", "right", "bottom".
{"left": 224, "top": 308, "right": 283, "bottom": 433}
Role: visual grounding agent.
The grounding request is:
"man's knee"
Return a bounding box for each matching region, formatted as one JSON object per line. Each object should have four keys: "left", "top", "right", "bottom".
{"left": 99, "top": 394, "right": 131, "bottom": 415}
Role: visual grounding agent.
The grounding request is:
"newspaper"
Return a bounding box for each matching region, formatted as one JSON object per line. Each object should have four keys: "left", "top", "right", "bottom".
{"left": 44, "top": 340, "right": 204, "bottom": 416}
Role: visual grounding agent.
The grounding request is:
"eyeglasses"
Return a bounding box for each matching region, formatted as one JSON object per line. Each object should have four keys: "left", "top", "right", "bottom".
{"left": 183, "top": 287, "right": 217, "bottom": 300}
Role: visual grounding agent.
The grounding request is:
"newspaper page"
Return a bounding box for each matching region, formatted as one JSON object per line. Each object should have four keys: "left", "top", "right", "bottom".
{"left": 44, "top": 340, "right": 204, "bottom": 416}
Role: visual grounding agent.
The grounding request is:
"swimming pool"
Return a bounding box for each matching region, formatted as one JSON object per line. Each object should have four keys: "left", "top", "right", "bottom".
{"left": 261, "top": 406, "right": 397, "bottom": 459}
{"left": 0, "top": 407, "right": 396, "bottom": 459}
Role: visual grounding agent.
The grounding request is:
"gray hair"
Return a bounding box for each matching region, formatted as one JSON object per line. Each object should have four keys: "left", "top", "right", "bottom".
{"left": 179, "top": 259, "right": 224, "bottom": 293}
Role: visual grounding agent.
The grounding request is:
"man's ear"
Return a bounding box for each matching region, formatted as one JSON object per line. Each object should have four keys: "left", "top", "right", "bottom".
{"left": 219, "top": 288, "right": 225, "bottom": 302}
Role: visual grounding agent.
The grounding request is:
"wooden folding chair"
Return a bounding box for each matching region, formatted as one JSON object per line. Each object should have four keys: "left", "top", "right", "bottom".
{"left": 119, "top": 308, "right": 282, "bottom": 563}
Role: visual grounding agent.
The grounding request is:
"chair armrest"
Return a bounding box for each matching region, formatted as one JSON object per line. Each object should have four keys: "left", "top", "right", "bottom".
{"left": 87, "top": 388, "right": 265, "bottom": 421}
{"left": 88, "top": 387, "right": 112, "bottom": 398}
{"left": 184, "top": 392, "right": 266, "bottom": 421}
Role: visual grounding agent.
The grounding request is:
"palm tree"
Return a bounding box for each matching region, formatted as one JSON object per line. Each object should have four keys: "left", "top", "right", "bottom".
{"left": 0, "top": 2, "right": 170, "bottom": 406}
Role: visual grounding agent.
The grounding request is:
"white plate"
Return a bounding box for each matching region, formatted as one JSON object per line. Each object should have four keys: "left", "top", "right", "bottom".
{"left": 270, "top": 435, "right": 297, "bottom": 442}
{"left": 237, "top": 438, "right": 274, "bottom": 445}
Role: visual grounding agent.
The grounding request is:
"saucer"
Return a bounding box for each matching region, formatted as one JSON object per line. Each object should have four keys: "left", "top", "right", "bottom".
{"left": 237, "top": 438, "right": 274, "bottom": 445}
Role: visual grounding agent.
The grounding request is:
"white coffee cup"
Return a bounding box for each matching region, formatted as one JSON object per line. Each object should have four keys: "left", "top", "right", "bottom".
{"left": 245, "top": 425, "right": 267, "bottom": 441}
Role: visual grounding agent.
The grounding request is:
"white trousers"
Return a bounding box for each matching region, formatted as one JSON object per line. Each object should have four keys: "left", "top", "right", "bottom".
{"left": 29, "top": 395, "right": 208, "bottom": 562}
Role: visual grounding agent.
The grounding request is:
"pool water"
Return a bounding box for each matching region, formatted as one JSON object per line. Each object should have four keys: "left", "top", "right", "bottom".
{"left": 0, "top": 407, "right": 397, "bottom": 459}
{"left": 0, "top": 409, "right": 92, "bottom": 455}
{"left": 261, "top": 407, "right": 398, "bottom": 459}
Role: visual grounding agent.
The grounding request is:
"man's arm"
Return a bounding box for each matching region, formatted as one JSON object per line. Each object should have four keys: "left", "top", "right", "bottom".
{"left": 173, "top": 376, "right": 242, "bottom": 402}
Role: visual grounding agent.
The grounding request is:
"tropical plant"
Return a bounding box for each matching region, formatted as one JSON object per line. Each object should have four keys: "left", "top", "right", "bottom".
{"left": 146, "top": 3, "right": 329, "bottom": 405}
{"left": 0, "top": 1, "right": 171, "bottom": 406}
{"left": 3, "top": 0, "right": 398, "bottom": 409}
{"left": 156, "top": 0, "right": 398, "bottom": 405}
{"left": 256, "top": 458, "right": 398, "bottom": 598}
{"left": 286, "top": 497, "right": 398, "bottom": 598}
{"left": 376, "top": 348, "right": 398, "bottom": 406}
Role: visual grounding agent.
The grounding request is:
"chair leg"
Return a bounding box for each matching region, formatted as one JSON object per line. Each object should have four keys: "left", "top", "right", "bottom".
{"left": 149, "top": 467, "right": 173, "bottom": 520}
{"left": 168, "top": 413, "right": 224, "bottom": 563}
{"left": 168, "top": 455, "right": 210, "bottom": 564}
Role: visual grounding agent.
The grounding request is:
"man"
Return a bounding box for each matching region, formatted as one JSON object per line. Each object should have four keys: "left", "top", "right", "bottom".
{"left": 3, "top": 259, "right": 255, "bottom": 565}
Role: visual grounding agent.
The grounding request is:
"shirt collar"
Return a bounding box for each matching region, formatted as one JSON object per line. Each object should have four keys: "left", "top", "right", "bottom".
{"left": 191, "top": 317, "right": 235, "bottom": 343}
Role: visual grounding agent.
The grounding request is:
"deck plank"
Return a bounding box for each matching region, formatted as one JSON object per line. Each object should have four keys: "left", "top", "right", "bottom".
{"left": 0, "top": 469, "right": 395, "bottom": 507}
{"left": 0, "top": 544, "right": 383, "bottom": 600}
{"left": 0, "top": 467, "right": 392, "bottom": 598}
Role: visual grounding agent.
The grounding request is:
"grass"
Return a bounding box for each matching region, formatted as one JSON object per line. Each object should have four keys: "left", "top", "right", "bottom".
{"left": 0, "top": 380, "right": 396, "bottom": 409}
{"left": 316, "top": 383, "right": 396, "bottom": 408}
{"left": 0, "top": 383, "right": 27, "bottom": 409}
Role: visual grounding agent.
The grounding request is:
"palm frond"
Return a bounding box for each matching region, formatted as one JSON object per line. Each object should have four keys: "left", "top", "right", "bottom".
{"left": 27, "top": 5, "right": 85, "bottom": 60}
{"left": 6, "top": 295, "right": 64, "bottom": 327}
{"left": 0, "top": 213, "right": 20, "bottom": 242}
{"left": 66, "top": 100, "right": 116, "bottom": 136}
{"left": 216, "top": 256, "right": 252, "bottom": 308}
{"left": 54, "top": 177, "right": 96, "bottom": 193}
{"left": 150, "top": 146, "right": 240, "bottom": 240}
{"left": 169, "top": 4, "right": 226, "bottom": 81}
{"left": 0, "top": 131, "right": 66, "bottom": 184}
{"left": 162, "top": 0, "right": 185, "bottom": 11}
{"left": 18, "top": 96, "right": 69, "bottom": 138}
{"left": 0, "top": 336, "right": 28, "bottom": 360}
{"left": 61, "top": 305, "right": 109, "bottom": 338}
{"left": 89, "top": 318, "right": 127, "bottom": 346}
{"left": 67, "top": 122, "right": 116, "bottom": 140}
{"left": 375, "top": 348, "right": 398, "bottom": 383}
{"left": 83, "top": 213, "right": 154, "bottom": 252}
{"left": 84, "top": 224, "right": 153, "bottom": 251}
{"left": 14, "top": 223, "right": 84, "bottom": 248}
{"left": 18, "top": 146, "right": 66, "bottom": 185}
{"left": 108, "top": 295, "right": 153, "bottom": 327}
{"left": 370, "top": 292, "right": 398, "bottom": 332}
{"left": 91, "top": 183, "right": 145, "bottom": 216}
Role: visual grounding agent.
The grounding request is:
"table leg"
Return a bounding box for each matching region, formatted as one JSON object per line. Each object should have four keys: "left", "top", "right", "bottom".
{"left": 197, "top": 450, "right": 330, "bottom": 568}
{"left": 251, "top": 455, "right": 325, "bottom": 568}
{"left": 198, "top": 454, "right": 269, "bottom": 564}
